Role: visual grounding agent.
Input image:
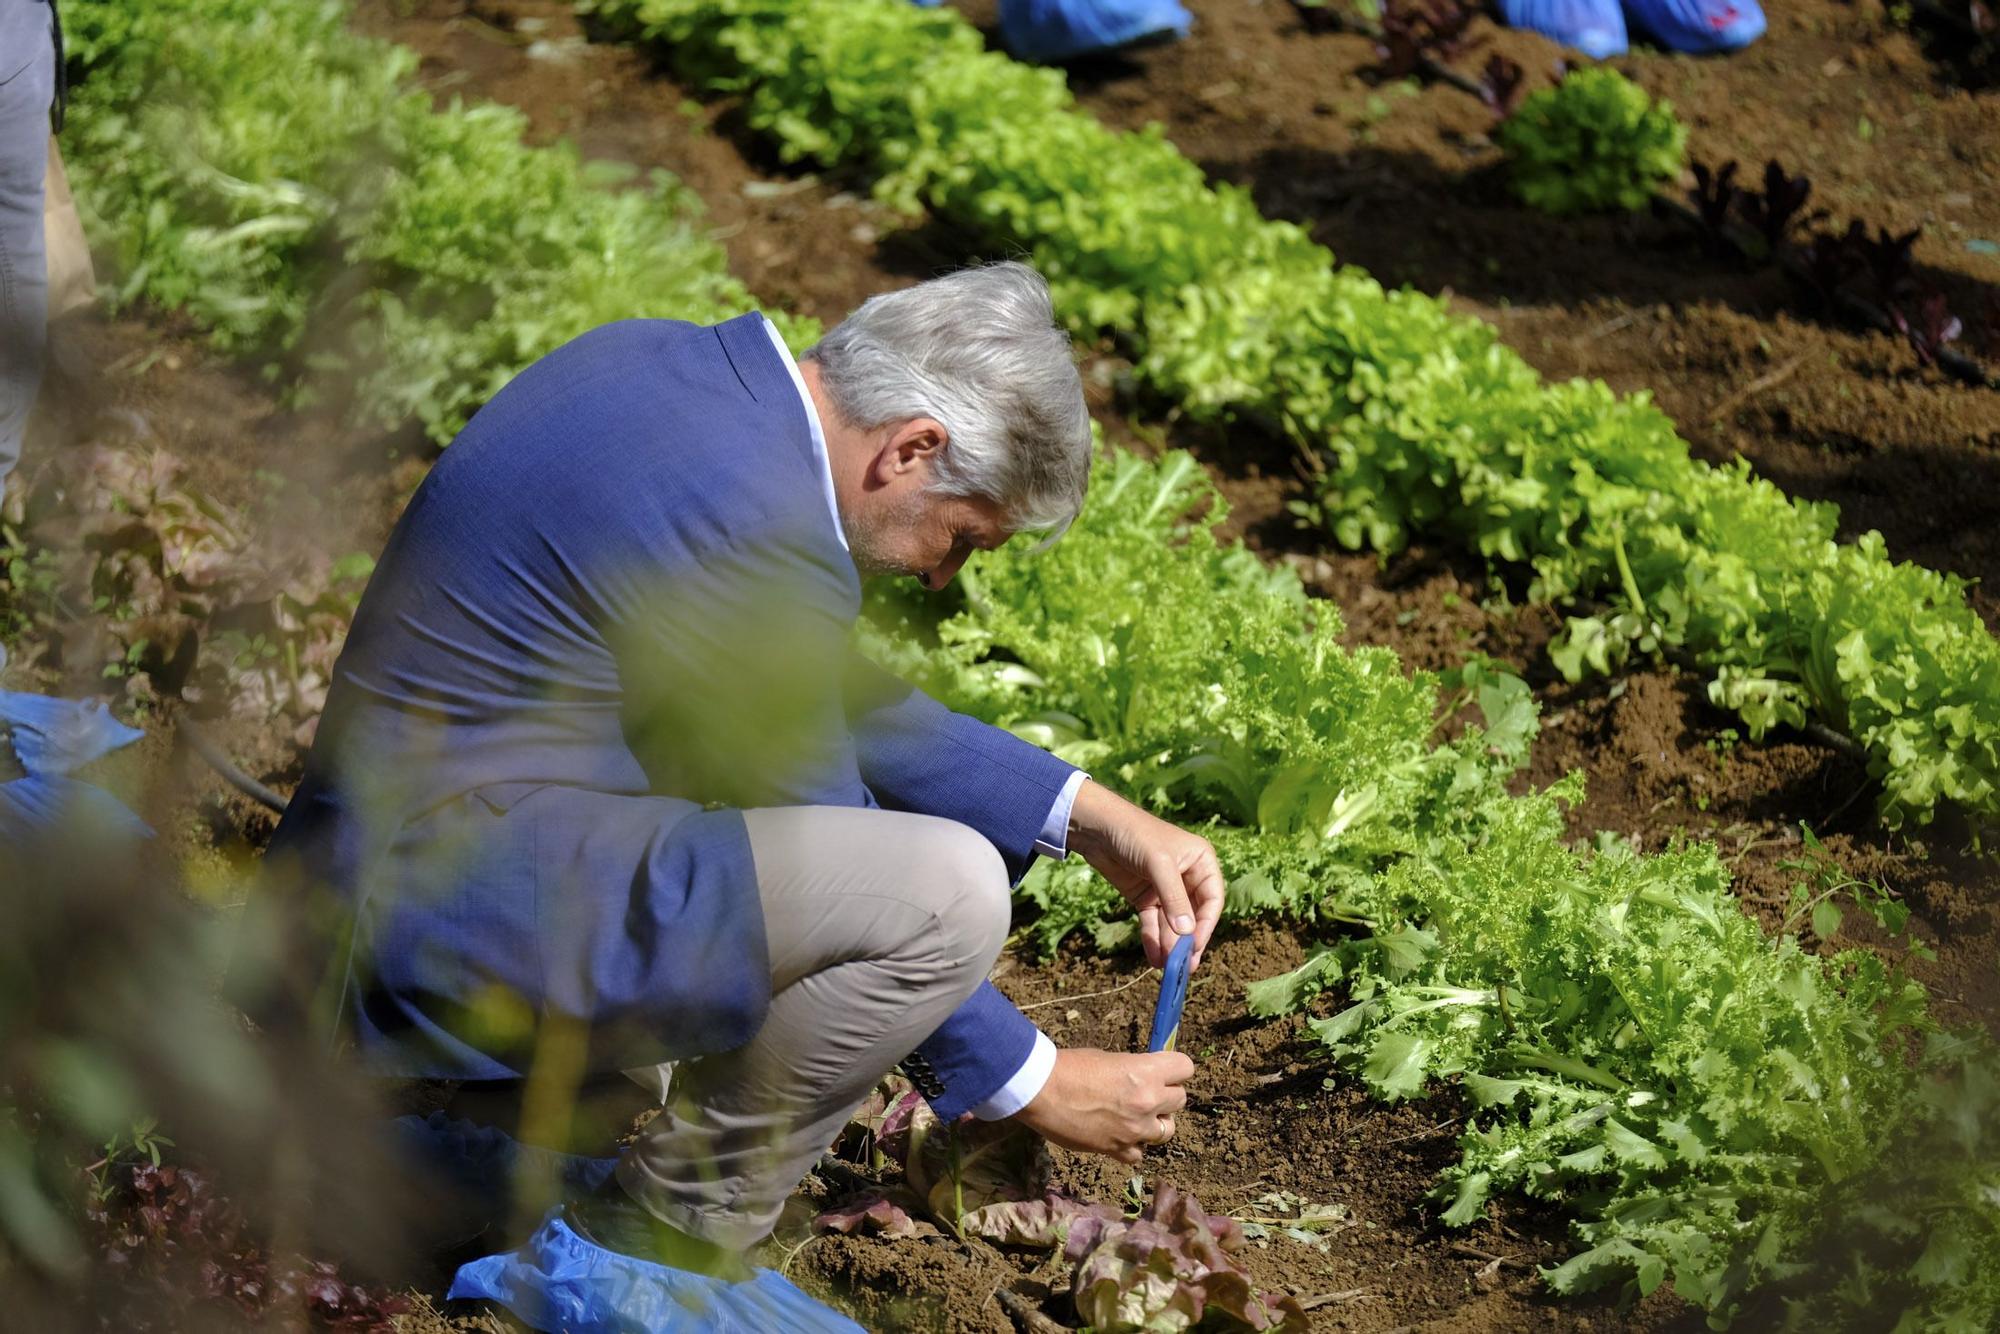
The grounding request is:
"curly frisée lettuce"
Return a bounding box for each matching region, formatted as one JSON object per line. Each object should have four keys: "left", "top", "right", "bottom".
{"left": 1496, "top": 69, "right": 1688, "bottom": 215}
{"left": 860, "top": 448, "right": 1998, "bottom": 1329}
{"left": 859, "top": 446, "right": 1526, "bottom": 955}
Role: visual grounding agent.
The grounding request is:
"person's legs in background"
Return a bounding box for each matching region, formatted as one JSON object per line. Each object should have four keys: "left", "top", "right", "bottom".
{"left": 0, "top": 0, "right": 55, "bottom": 488}
{"left": 1496, "top": 0, "right": 1630, "bottom": 58}
{"left": 607, "top": 805, "right": 1013, "bottom": 1259}
{"left": 996, "top": 0, "right": 1193, "bottom": 62}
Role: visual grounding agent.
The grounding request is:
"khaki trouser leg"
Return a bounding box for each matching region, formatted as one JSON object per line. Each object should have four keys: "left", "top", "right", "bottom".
{"left": 615, "top": 805, "right": 1013, "bottom": 1249}
{"left": 43, "top": 139, "right": 95, "bottom": 321}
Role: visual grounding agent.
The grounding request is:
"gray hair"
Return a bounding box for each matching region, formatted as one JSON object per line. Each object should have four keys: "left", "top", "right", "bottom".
{"left": 802, "top": 262, "right": 1092, "bottom": 536}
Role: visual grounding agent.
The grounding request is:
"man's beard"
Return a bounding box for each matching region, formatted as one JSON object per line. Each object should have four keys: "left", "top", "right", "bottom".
{"left": 842, "top": 489, "right": 930, "bottom": 580}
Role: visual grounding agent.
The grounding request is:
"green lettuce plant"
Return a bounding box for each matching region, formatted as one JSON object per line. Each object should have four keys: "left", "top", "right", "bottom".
{"left": 1496, "top": 68, "right": 1688, "bottom": 214}
{"left": 883, "top": 447, "right": 1999, "bottom": 1328}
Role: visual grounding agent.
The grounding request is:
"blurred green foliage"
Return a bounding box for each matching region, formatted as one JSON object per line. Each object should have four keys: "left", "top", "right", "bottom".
{"left": 60, "top": 0, "right": 817, "bottom": 442}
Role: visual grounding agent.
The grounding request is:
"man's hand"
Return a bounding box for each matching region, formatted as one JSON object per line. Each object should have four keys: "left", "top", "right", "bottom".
{"left": 1011, "top": 1047, "right": 1193, "bottom": 1164}
{"left": 1067, "top": 779, "right": 1224, "bottom": 969}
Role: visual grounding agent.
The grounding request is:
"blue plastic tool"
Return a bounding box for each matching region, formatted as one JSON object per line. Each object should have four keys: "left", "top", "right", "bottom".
{"left": 1147, "top": 934, "right": 1194, "bottom": 1053}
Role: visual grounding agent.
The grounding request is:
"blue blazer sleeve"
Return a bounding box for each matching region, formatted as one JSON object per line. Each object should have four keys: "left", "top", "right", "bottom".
{"left": 844, "top": 654, "right": 1077, "bottom": 883}
{"left": 845, "top": 654, "right": 1076, "bottom": 1118}
{"left": 901, "top": 981, "right": 1040, "bottom": 1122}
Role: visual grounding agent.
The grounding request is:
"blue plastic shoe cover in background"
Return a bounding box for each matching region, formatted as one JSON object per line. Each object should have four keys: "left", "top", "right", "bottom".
{"left": 1496, "top": 0, "right": 1629, "bottom": 58}
{"left": 1621, "top": 0, "right": 1765, "bottom": 52}
{"left": 0, "top": 774, "right": 151, "bottom": 843}
{"left": 998, "top": 0, "right": 1193, "bottom": 62}
{"left": 449, "top": 1208, "right": 865, "bottom": 1334}
{"left": 0, "top": 690, "right": 144, "bottom": 775}
{"left": 0, "top": 690, "right": 151, "bottom": 842}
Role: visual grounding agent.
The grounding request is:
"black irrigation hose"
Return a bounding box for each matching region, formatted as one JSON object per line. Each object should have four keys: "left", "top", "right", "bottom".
{"left": 1801, "top": 720, "right": 1871, "bottom": 767}
{"left": 179, "top": 719, "right": 290, "bottom": 813}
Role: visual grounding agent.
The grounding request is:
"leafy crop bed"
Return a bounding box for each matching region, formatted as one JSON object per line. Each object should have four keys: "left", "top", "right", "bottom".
{"left": 7, "top": 0, "right": 1997, "bottom": 1330}
{"left": 587, "top": 0, "right": 2000, "bottom": 837}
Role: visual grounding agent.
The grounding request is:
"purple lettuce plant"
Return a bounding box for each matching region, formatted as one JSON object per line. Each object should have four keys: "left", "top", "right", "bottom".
{"left": 1688, "top": 159, "right": 1742, "bottom": 258}
{"left": 1065, "top": 1182, "right": 1307, "bottom": 1332}
{"left": 1796, "top": 219, "right": 1922, "bottom": 312}
{"left": 1855, "top": 222, "right": 1922, "bottom": 305}
{"left": 83, "top": 1160, "right": 409, "bottom": 1329}
{"left": 1475, "top": 55, "right": 1527, "bottom": 121}
{"left": 1373, "top": 0, "right": 1483, "bottom": 77}
{"left": 815, "top": 1189, "right": 938, "bottom": 1241}
{"left": 817, "top": 1085, "right": 1309, "bottom": 1330}
{"left": 815, "top": 1077, "right": 1115, "bottom": 1246}
{"left": 1890, "top": 291, "right": 1965, "bottom": 365}
{"left": 1735, "top": 159, "right": 1822, "bottom": 255}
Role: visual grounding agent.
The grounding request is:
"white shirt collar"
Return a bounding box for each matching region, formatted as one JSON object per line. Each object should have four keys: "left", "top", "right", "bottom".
{"left": 759, "top": 315, "right": 849, "bottom": 552}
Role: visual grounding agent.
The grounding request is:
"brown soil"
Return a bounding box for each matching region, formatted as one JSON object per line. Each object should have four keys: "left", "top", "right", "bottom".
{"left": 768, "top": 929, "right": 1700, "bottom": 1333}
{"left": 952, "top": 0, "right": 2000, "bottom": 602}
{"left": 20, "top": 0, "right": 1996, "bottom": 1328}
{"left": 6, "top": 310, "right": 410, "bottom": 854}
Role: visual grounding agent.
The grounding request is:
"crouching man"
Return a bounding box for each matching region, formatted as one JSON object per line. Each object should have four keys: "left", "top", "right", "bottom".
{"left": 244, "top": 263, "right": 1223, "bottom": 1289}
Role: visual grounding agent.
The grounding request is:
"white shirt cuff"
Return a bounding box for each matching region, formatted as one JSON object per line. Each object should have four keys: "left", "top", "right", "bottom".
{"left": 1033, "top": 770, "right": 1089, "bottom": 861}
{"left": 967, "top": 1031, "right": 1058, "bottom": 1121}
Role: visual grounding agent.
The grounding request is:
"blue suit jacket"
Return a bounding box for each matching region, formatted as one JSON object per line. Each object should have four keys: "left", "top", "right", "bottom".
{"left": 254, "top": 314, "right": 1077, "bottom": 1120}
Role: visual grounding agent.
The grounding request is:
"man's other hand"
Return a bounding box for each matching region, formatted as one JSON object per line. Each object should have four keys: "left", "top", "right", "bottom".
{"left": 1010, "top": 1047, "right": 1194, "bottom": 1164}
{"left": 1067, "top": 779, "right": 1224, "bottom": 969}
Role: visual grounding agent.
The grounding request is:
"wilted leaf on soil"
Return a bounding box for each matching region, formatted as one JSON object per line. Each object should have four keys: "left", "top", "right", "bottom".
{"left": 813, "top": 1187, "right": 938, "bottom": 1240}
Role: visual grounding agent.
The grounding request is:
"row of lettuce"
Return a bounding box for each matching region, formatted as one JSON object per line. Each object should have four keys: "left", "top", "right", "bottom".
{"left": 580, "top": 0, "right": 2000, "bottom": 837}
{"left": 61, "top": 0, "right": 818, "bottom": 444}
{"left": 57, "top": 0, "right": 1998, "bottom": 1327}
{"left": 866, "top": 453, "right": 1998, "bottom": 1330}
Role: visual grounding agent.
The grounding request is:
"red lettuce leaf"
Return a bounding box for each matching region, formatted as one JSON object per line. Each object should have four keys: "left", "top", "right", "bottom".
{"left": 813, "top": 1187, "right": 939, "bottom": 1240}
{"left": 1064, "top": 1182, "right": 1306, "bottom": 1332}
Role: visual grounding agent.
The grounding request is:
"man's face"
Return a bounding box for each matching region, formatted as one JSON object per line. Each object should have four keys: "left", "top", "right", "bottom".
{"left": 847, "top": 485, "right": 1013, "bottom": 591}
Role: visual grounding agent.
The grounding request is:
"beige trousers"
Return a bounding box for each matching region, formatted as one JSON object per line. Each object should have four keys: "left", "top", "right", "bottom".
{"left": 615, "top": 805, "right": 1013, "bottom": 1248}
{"left": 44, "top": 139, "right": 95, "bottom": 320}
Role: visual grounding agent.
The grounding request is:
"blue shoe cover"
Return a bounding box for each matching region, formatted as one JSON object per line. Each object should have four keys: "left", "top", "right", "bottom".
{"left": 0, "top": 774, "right": 152, "bottom": 843}
{"left": 998, "top": 0, "right": 1193, "bottom": 62}
{"left": 0, "top": 692, "right": 151, "bottom": 843}
{"left": 448, "top": 1208, "right": 864, "bottom": 1334}
{"left": 1497, "top": 0, "right": 1629, "bottom": 57}
{"left": 1621, "top": 0, "right": 1765, "bottom": 51}
{"left": 0, "top": 690, "right": 144, "bottom": 777}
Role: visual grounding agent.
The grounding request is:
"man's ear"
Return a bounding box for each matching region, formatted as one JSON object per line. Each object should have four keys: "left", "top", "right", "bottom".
{"left": 879, "top": 417, "right": 949, "bottom": 479}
